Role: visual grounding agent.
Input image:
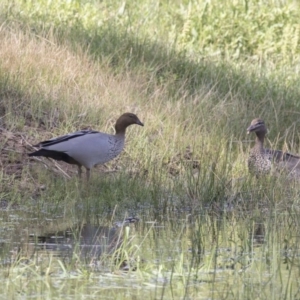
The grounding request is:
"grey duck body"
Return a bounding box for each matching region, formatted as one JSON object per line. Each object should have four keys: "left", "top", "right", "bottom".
{"left": 33, "top": 131, "right": 125, "bottom": 168}
{"left": 28, "top": 113, "right": 144, "bottom": 180}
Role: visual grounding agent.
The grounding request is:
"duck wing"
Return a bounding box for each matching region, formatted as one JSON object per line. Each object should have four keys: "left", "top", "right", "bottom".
{"left": 33, "top": 130, "right": 99, "bottom": 148}
{"left": 265, "top": 148, "right": 300, "bottom": 177}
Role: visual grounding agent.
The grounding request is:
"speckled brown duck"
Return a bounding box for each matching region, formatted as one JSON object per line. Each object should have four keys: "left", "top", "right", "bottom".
{"left": 28, "top": 113, "right": 144, "bottom": 180}
{"left": 247, "top": 118, "right": 300, "bottom": 178}
{"left": 247, "top": 118, "right": 274, "bottom": 176}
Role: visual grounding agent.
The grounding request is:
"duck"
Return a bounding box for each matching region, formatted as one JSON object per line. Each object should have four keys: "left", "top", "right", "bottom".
{"left": 28, "top": 113, "right": 144, "bottom": 180}
{"left": 247, "top": 118, "right": 300, "bottom": 178}
{"left": 247, "top": 118, "right": 274, "bottom": 176}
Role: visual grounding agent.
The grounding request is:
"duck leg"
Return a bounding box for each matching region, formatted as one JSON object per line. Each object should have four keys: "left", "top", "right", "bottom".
{"left": 78, "top": 165, "right": 82, "bottom": 178}
{"left": 86, "top": 168, "right": 91, "bottom": 181}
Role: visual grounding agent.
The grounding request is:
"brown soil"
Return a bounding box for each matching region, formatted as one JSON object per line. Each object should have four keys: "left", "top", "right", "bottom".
{"left": 1, "top": 127, "right": 34, "bottom": 178}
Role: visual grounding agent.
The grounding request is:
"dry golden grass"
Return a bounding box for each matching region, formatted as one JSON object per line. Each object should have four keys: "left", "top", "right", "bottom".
{"left": 0, "top": 28, "right": 144, "bottom": 122}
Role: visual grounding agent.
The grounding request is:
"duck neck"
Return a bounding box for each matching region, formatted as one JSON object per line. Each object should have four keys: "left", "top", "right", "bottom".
{"left": 115, "top": 124, "right": 126, "bottom": 136}
{"left": 255, "top": 132, "right": 265, "bottom": 152}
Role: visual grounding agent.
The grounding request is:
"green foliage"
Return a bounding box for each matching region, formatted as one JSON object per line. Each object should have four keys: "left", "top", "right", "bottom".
{"left": 173, "top": 0, "right": 300, "bottom": 61}
{"left": 4, "top": 0, "right": 300, "bottom": 65}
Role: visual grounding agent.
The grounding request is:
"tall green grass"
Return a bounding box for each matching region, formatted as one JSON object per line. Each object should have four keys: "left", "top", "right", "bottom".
{"left": 4, "top": 0, "right": 300, "bottom": 63}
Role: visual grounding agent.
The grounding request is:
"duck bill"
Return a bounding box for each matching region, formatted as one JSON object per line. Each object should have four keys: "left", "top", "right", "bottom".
{"left": 136, "top": 119, "right": 144, "bottom": 126}
{"left": 247, "top": 124, "right": 257, "bottom": 134}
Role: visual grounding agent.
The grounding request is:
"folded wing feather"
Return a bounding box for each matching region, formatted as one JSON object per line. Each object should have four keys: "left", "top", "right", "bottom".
{"left": 34, "top": 130, "right": 99, "bottom": 148}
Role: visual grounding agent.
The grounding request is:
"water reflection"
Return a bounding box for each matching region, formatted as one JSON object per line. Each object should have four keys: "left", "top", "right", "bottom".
{"left": 32, "top": 224, "right": 122, "bottom": 259}
{"left": 35, "top": 218, "right": 138, "bottom": 258}
{"left": 0, "top": 215, "right": 138, "bottom": 266}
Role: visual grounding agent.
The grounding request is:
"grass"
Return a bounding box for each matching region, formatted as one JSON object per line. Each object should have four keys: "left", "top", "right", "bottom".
{"left": 1, "top": 0, "right": 300, "bottom": 299}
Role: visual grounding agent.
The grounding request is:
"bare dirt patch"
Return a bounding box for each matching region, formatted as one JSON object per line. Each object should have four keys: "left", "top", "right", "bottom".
{"left": 1, "top": 127, "right": 32, "bottom": 178}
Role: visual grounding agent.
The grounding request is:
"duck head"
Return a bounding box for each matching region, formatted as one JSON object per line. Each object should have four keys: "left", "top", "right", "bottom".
{"left": 115, "top": 113, "right": 144, "bottom": 134}
{"left": 247, "top": 118, "right": 267, "bottom": 135}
